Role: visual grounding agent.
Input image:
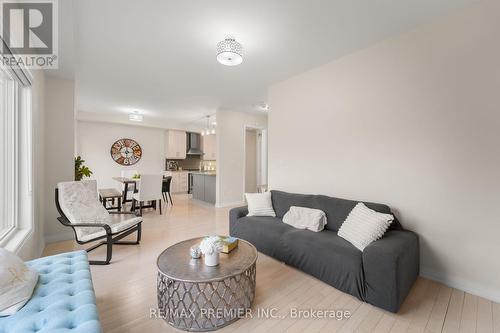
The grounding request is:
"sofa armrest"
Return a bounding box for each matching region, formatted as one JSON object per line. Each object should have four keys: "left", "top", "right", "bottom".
{"left": 229, "top": 206, "right": 248, "bottom": 236}
{"left": 362, "top": 230, "right": 419, "bottom": 313}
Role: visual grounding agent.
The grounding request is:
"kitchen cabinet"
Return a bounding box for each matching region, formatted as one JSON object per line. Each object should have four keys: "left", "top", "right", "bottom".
{"left": 203, "top": 174, "right": 216, "bottom": 204}
{"left": 192, "top": 173, "right": 216, "bottom": 204}
{"left": 192, "top": 174, "right": 205, "bottom": 202}
{"left": 165, "top": 130, "right": 187, "bottom": 159}
{"left": 164, "top": 171, "right": 188, "bottom": 193}
{"left": 202, "top": 134, "right": 216, "bottom": 160}
{"left": 178, "top": 172, "right": 188, "bottom": 192}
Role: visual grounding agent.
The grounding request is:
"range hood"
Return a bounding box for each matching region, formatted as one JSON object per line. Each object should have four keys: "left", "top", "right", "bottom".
{"left": 186, "top": 132, "right": 203, "bottom": 155}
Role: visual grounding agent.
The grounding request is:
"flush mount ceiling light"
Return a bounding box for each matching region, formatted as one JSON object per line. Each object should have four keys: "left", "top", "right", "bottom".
{"left": 216, "top": 36, "right": 243, "bottom": 66}
{"left": 129, "top": 111, "right": 143, "bottom": 122}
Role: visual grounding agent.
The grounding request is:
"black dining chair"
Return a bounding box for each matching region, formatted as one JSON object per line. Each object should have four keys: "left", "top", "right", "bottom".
{"left": 162, "top": 176, "right": 173, "bottom": 205}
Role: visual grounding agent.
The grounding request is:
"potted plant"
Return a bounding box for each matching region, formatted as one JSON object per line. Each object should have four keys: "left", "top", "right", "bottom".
{"left": 74, "top": 156, "right": 93, "bottom": 181}
{"left": 199, "top": 236, "right": 223, "bottom": 266}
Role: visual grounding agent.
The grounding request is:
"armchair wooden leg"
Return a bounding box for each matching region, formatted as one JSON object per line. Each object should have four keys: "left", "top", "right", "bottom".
{"left": 86, "top": 225, "right": 141, "bottom": 264}
{"left": 87, "top": 235, "right": 113, "bottom": 265}
{"left": 136, "top": 223, "right": 142, "bottom": 243}
{"left": 159, "top": 200, "right": 162, "bottom": 214}
{"left": 168, "top": 192, "right": 173, "bottom": 205}
{"left": 105, "top": 236, "right": 112, "bottom": 263}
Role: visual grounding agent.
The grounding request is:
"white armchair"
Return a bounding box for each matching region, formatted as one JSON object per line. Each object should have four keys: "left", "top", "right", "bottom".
{"left": 55, "top": 180, "right": 142, "bottom": 265}
{"left": 132, "top": 174, "right": 164, "bottom": 215}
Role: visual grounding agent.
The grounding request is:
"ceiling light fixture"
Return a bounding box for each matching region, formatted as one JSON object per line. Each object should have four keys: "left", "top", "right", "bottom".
{"left": 256, "top": 103, "right": 270, "bottom": 112}
{"left": 201, "top": 115, "right": 216, "bottom": 136}
{"left": 216, "top": 36, "right": 243, "bottom": 66}
{"left": 129, "top": 111, "right": 143, "bottom": 122}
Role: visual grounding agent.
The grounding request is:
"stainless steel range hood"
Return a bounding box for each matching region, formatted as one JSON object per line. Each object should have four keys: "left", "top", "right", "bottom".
{"left": 186, "top": 132, "right": 203, "bottom": 155}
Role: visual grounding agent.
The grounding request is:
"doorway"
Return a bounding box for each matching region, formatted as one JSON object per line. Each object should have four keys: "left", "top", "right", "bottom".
{"left": 244, "top": 127, "right": 267, "bottom": 193}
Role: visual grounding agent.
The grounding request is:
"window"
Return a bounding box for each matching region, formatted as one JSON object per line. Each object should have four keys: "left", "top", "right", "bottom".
{"left": 0, "top": 64, "right": 32, "bottom": 245}
{"left": 0, "top": 68, "right": 18, "bottom": 239}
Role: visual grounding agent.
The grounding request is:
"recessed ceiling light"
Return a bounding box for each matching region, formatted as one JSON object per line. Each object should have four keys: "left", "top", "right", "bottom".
{"left": 216, "top": 36, "right": 243, "bottom": 66}
{"left": 129, "top": 111, "right": 143, "bottom": 122}
{"left": 256, "top": 103, "right": 270, "bottom": 111}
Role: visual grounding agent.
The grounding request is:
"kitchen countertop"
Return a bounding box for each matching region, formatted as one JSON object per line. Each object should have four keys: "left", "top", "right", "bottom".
{"left": 190, "top": 171, "right": 216, "bottom": 176}
{"left": 165, "top": 170, "right": 215, "bottom": 175}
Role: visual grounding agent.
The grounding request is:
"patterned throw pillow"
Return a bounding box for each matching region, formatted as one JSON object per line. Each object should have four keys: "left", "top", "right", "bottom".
{"left": 338, "top": 202, "right": 394, "bottom": 251}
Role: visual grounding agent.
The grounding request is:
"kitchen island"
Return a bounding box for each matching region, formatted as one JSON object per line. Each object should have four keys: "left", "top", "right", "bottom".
{"left": 191, "top": 172, "right": 216, "bottom": 205}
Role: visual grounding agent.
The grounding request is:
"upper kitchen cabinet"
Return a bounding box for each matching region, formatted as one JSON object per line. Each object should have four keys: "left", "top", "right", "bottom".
{"left": 202, "top": 134, "right": 216, "bottom": 160}
{"left": 165, "top": 130, "right": 187, "bottom": 159}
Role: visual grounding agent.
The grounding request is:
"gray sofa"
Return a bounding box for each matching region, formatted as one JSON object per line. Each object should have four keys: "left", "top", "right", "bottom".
{"left": 229, "top": 190, "right": 419, "bottom": 313}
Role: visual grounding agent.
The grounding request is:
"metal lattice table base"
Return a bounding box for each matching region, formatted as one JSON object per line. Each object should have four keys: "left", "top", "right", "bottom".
{"left": 157, "top": 263, "right": 256, "bottom": 331}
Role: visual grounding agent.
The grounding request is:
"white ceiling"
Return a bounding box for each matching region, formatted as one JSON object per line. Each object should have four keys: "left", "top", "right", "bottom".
{"left": 51, "top": 0, "right": 477, "bottom": 125}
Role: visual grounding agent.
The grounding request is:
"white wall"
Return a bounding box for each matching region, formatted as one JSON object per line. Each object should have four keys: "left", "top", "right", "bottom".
{"left": 76, "top": 121, "right": 166, "bottom": 191}
{"left": 216, "top": 110, "right": 267, "bottom": 206}
{"left": 268, "top": 0, "right": 500, "bottom": 302}
{"left": 44, "top": 76, "right": 75, "bottom": 243}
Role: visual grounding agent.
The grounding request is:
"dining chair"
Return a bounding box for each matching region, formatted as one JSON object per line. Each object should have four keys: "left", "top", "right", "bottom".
{"left": 132, "top": 174, "right": 163, "bottom": 215}
{"left": 162, "top": 176, "right": 173, "bottom": 205}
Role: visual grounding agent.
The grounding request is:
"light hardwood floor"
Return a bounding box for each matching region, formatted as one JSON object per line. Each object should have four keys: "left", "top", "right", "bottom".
{"left": 43, "top": 195, "right": 500, "bottom": 333}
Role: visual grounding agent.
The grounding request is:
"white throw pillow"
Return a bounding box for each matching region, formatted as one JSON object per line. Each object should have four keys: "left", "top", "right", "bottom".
{"left": 245, "top": 192, "right": 276, "bottom": 217}
{"left": 0, "top": 248, "right": 39, "bottom": 316}
{"left": 338, "top": 203, "right": 394, "bottom": 251}
{"left": 283, "top": 206, "right": 327, "bottom": 232}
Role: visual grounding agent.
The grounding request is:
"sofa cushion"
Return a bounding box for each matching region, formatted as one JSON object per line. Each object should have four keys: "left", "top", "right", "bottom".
{"left": 281, "top": 229, "right": 365, "bottom": 300}
{"left": 271, "top": 190, "right": 401, "bottom": 231}
{"left": 271, "top": 190, "right": 316, "bottom": 218}
{"left": 229, "top": 216, "right": 293, "bottom": 262}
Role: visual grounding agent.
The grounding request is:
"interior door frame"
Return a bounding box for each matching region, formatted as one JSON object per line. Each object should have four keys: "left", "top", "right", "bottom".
{"left": 242, "top": 124, "right": 266, "bottom": 201}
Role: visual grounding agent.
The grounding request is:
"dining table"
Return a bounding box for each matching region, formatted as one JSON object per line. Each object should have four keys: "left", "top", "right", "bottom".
{"left": 112, "top": 176, "right": 163, "bottom": 212}
{"left": 112, "top": 176, "right": 137, "bottom": 204}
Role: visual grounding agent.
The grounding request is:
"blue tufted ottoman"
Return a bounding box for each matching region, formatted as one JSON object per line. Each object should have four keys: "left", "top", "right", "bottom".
{"left": 0, "top": 251, "right": 102, "bottom": 333}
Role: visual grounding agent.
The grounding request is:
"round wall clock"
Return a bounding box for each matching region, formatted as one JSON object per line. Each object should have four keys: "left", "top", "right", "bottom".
{"left": 110, "top": 138, "right": 142, "bottom": 165}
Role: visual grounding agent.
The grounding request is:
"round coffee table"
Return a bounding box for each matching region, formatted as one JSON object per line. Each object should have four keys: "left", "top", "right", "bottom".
{"left": 156, "top": 237, "right": 257, "bottom": 331}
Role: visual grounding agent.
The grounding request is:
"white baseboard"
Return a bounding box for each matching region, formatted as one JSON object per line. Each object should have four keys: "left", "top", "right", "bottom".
{"left": 216, "top": 201, "right": 245, "bottom": 208}
{"left": 44, "top": 231, "right": 74, "bottom": 244}
{"left": 420, "top": 267, "right": 500, "bottom": 303}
